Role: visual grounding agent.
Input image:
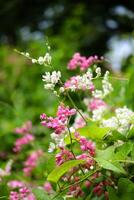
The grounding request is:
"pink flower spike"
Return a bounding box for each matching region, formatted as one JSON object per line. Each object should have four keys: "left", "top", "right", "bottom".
{"left": 15, "top": 121, "right": 32, "bottom": 135}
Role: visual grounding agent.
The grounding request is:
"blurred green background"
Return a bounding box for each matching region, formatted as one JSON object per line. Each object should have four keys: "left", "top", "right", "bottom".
{"left": 0, "top": 0, "right": 134, "bottom": 161}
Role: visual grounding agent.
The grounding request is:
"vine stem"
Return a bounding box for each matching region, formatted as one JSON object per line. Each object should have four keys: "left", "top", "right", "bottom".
{"left": 66, "top": 92, "right": 88, "bottom": 123}
{"left": 67, "top": 122, "right": 85, "bottom": 175}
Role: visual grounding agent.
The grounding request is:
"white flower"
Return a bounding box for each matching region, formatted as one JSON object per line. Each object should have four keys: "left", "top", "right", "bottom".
{"left": 51, "top": 71, "right": 61, "bottom": 84}
{"left": 92, "top": 70, "right": 113, "bottom": 99}
{"left": 102, "top": 117, "right": 119, "bottom": 130}
{"left": 90, "top": 165, "right": 94, "bottom": 170}
{"left": 69, "top": 127, "right": 76, "bottom": 133}
{"left": 44, "top": 53, "right": 51, "bottom": 65}
{"left": 25, "top": 52, "right": 30, "bottom": 57}
{"left": 48, "top": 142, "right": 56, "bottom": 153}
{"left": 95, "top": 67, "right": 101, "bottom": 77}
{"left": 32, "top": 59, "right": 37, "bottom": 63}
{"left": 50, "top": 132, "right": 66, "bottom": 148}
{"left": 92, "top": 90, "right": 103, "bottom": 99}
{"left": 42, "top": 71, "right": 61, "bottom": 90}
{"left": 38, "top": 56, "right": 44, "bottom": 65}
{"left": 59, "top": 87, "right": 65, "bottom": 93}
{"left": 92, "top": 107, "right": 106, "bottom": 121}
{"left": 44, "top": 83, "right": 54, "bottom": 90}
{"left": 101, "top": 106, "right": 134, "bottom": 135}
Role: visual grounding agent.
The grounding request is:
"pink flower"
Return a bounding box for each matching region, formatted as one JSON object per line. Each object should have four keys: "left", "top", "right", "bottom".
{"left": 93, "top": 183, "right": 104, "bottom": 197}
{"left": 9, "top": 189, "right": 36, "bottom": 200}
{"left": 15, "top": 121, "right": 32, "bottom": 135}
{"left": 19, "top": 187, "right": 30, "bottom": 198}
{"left": 73, "top": 113, "right": 88, "bottom": 129}
{"left": 68, "top": 185, "right": 84, "bottom": 197}
{"left": 68, "top": 53, "right": 103, "bottom": 71}
{"left": 9, "top": 191, "right": 19, "bottom": 200}
{"left": 8, "top": 180, "right": 25, "bottom": 189}
{"left": 64, "top": 75, "right": 95, "bottom": 92}
{"left": 8, "top": 180, "right": 36, "bottom": 200}
{"left": 56, "top": 149, "right": 74, "bottom": 166}
{"left": 40, "top": 113, "right": 47, "bottom": 120}
{"left": 41, "top": 104, "right": 76, "bottom": 135}
{"left": 89, "top": 98, "right": 107, "bottom": 111}
{"left": 23, "top": 150, "right": 43, "bottom": 176}
{"left": 79, "top": 137, "right": 95, "bottom": 156}
{"left": 76, "top": 153, "right": 94, "bottom": 168}
{"left": 44, "top": 182, "right": 52, "bottom": 193}
{"left": 13, "top": 134, "right": 35, "bottom": 152}
{"left": 75, "top": 132, "right": 95, "bottom": 156}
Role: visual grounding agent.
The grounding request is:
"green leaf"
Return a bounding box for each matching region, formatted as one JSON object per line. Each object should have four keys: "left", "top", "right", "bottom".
{"left": 131, "top": 144, "right": 134, "bottom": 160}
{"left": 96, "top": 146, "right": 115, "bottom": 160}
{"left": 127, "top": 127, "right": 134, "bottom": 139}
{"left": 95, "top": 157, "right": 126, "bottom": 174}
{"left": 114, "top": 142, "right": 133, "bottom": 160}
{"left": 118, "top": 178, "right": 134, "bottom": 200}
{"left": 32, "top": 188, "right": 50, "bottom": 200}
{"left": 110, "top": 131, "right": 126, "bottom": 141}
{"left": 107, "top": 186, "right": 119, "bottom": 200}
{"left": 78, "top": 122, "right": 109, "bottom": 140}
{"left": 47, "top": 160, "right": 85, "bottom": 183}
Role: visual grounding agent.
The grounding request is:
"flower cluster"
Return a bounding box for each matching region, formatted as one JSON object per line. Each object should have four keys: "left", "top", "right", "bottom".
{"left": 15, "top": 49, "right": 52, "bottom": 66}
{"left": 56, "top": 149, "right": 74, "bottom": 166}
{"left": 68, "top": 52, "right": 104, "bottom": 71}
{"left": 23, "top": 150, "right": 43, "bottom": 176}
{"left": 73, "top": 112, "right": 88, "bottom": 129}
{"left": 42, "top": 71, "right": 61, "bottom": 90}
{"left": 40, "top": 104, "right": 76, "bottom": 135}
{"left": 15, "top": 121, "right": 32, "bottom": 134}
{"left": 92, "top": 71, "right": 113, "bottom": 99}
{"left": 32, "top": 53, "right": 51, "bottom": 65}
{"left": 13, "top": 121, "right": 34, "bottom": 152}
{"left": 64, "top": 69, "right": 94, "bottom": 92}
{"left": 87, "top": 98, "right": 107, "bottom": 111}
{"left": 8, "top": 180, "right": 36, "bottom": 200}
{"left": 102, "top": 106, "right": 134, "bottom": 134}
{"left": 75, "top": 133, "right": 95, "bottom": 156}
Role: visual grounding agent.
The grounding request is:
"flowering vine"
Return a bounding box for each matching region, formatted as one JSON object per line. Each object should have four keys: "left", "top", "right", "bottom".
{"left": 4, "top": 48, "right": 134, "bottom": 200}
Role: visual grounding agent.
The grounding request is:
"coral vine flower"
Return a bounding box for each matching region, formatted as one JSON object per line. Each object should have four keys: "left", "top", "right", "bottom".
{"left": 40, "top": 104, "right": 76, "bottom": 134}
{"left": 75, "top": 132, "right": 95, "bottom": 156}
{"left": 13, "top": 121, "right": 34, "bottom": 152}
{"left": 89, "top": 98, "right": 107, "bottom": 111}
{"left": 23, "top": 150, "right": 43, "bottom": 176}
{"left": 56, "top": 149, "right": 74, "bottom": 166}
{"left": 13, "top": 134, "right": 34, "bottom": 152}
{"left": 15, "top": 121, "right": 32, "bottom": 134}
{"left": 44, "top": 182, "right": 52, "bottom": 193}
{"left": 8, "top": 180, "right": 25, "bottom": 189}
{"left": 68, "top": 52, "right": 103, "bottom": 71}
